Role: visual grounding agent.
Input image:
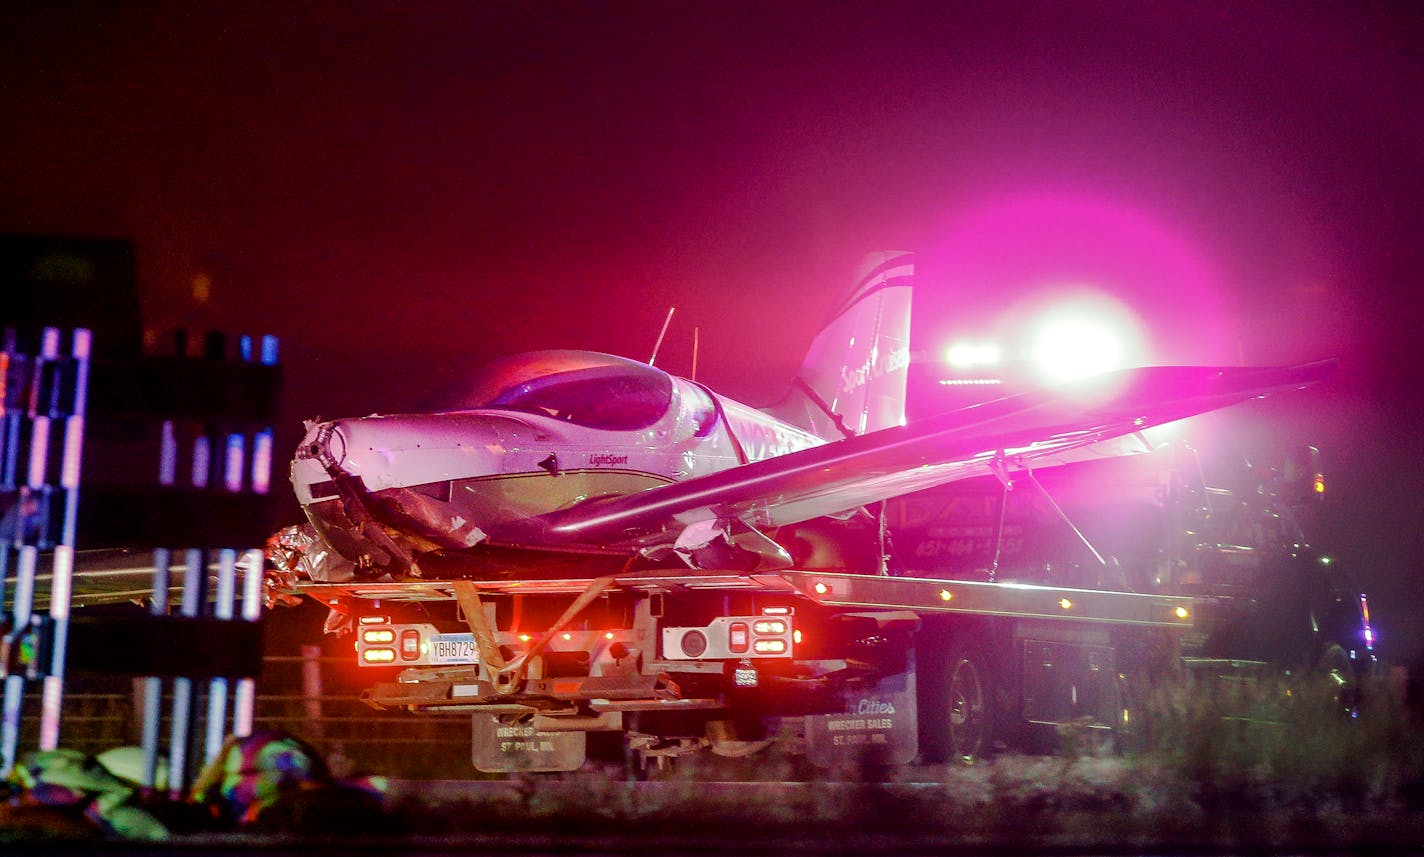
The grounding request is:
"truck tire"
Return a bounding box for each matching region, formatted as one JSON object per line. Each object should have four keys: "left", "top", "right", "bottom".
{"left": 1318, "top": 642, "right": 1359, "bottom": 717}
{"left": 1111, "top": 670, "right": 1141, "bottom": 755}
{"left": 943, "top": 642, "right": 996, "bottom": 765}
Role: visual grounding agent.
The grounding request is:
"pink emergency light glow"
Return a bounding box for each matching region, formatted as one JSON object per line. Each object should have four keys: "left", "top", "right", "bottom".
{"left": 929, "top": 193, "right": 1235, "bottom": 368}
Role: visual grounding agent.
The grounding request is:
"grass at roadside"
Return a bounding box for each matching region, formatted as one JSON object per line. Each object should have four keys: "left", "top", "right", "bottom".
{"left": 384, "top": 673, "right": 1424, "bottom": 849}
{"left": 6, "top": 672, "right": 1423, "bottom": 848}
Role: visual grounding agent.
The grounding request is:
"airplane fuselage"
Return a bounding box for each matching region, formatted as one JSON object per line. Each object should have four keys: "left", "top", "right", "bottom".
{"left": 281, "top": 252, "right": 1329, "bottom": 584}
{"left": 291, "top": 351, "right": 825, "bottom": 573}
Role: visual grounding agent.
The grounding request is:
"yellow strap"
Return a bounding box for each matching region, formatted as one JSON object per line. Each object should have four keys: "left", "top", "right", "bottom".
{"left": 454, "top": 576, "right": 617, "bottom": 693}
{"left": 453, "top": 581, "right": 506, "bottom": 671}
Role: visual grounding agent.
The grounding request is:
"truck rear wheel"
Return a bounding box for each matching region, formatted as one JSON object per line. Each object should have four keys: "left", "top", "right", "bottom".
{"left": 944, "top": 643, "right": 995, "bottom": 764}
{"left": 1318, "top": 643, "right": 1360, "bottom": 716}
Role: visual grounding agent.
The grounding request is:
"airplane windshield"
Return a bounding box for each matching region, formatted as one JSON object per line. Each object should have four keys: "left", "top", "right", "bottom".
{"left": 481, "top": 364, "right": 673, "bottom": 430}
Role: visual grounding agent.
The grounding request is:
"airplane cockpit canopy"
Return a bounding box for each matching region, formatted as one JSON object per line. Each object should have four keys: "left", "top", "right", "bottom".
{"left": 462, "top": 350, "right": 674, "bottom": 431}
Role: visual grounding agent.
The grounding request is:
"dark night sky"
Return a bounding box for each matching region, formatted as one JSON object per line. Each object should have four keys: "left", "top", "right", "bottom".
{"left": 2, "top": 2, "right": 1422, "bottom": 662}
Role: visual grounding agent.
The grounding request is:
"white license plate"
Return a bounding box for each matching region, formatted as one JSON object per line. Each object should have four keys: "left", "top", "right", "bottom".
{"left": 427, "top": 634, "right": 478, "bottom": 664}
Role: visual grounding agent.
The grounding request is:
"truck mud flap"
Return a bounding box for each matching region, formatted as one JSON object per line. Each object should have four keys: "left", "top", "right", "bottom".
{"left": 804, "top": 666, "right": 917, "bottom": 767}
{"left": 472, "top": 714, "right": 586, "bottom": 773}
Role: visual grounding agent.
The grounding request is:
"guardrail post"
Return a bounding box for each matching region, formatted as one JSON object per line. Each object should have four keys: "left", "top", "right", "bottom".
{"left": 232, "top": 547, "right": 264, "bottom": 737}
{"left": 204, "top": 546, "right": 239, "bottom": 764}
{"left": 166, "top": 547, "right": 207, "bottom": 800}
{"left": 138, "top": 547, "right": 172, "bottom": 790}
{"left": 301, "top": 644, "right": 326, "bottom": 744}
{"left": 39, "top": 327, "right": 90, "bottom": 750}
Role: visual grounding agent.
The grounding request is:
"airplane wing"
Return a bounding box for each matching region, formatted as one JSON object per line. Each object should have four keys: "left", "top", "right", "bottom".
{"left": 498, "top": 361, "right": 1335, "bottom": 552}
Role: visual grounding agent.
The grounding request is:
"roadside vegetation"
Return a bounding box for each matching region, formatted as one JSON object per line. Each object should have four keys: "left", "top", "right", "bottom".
{"left": 387, "top": 672, "right": 1424, "bottom": 849}
{"left": 6, "top": 672, "right": 1423, "bottom": 847}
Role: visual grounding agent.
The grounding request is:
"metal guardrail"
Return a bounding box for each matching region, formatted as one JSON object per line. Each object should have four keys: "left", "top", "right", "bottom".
{"left": 14, "top": 684, "right": 478, "bottom": 780}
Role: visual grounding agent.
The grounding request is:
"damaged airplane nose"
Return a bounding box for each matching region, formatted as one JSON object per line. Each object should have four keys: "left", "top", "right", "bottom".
{"left": 291, "top": 412, "right": 520, "bottom": 574}
{"left": 296, "top": 413, "right": 507, "bottom": 497}
{"left": 298, "top": 420, "right": 346, "bottom": 470}
{"left": 292, "top": 421, "right": 349, "bottom": 504}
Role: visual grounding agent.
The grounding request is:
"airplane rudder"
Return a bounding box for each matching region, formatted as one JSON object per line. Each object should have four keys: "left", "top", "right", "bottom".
{"left": 795, "top": 251, "right": 914, "bottom": 436}
{"left": 844, "top": 250, "right": 916, "bottom": 314}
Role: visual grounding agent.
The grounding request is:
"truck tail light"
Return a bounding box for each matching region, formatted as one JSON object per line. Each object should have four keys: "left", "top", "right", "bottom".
{"left": 680, "top": 630, "right": 708, "bottom": 658}
{"left": 663, "top": 616, "right": 794, "bottom": 660}
{"left": 356, "top": 622, "right": 469, "bottom": 667}
{"left": 400, "top": 629, "right": 421, "bottom": 660}
{"left": 728, "top": 622, "right": 749, "bottom": 654}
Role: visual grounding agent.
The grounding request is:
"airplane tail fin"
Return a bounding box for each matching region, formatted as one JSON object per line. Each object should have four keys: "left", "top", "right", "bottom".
{"left": 772, "top": 251, "right": 914, "bottom": 437}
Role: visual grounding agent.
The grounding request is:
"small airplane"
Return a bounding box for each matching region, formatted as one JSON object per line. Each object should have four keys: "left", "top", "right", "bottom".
{"left": 278, "top": 252, "right": 1332, "bottom": 584}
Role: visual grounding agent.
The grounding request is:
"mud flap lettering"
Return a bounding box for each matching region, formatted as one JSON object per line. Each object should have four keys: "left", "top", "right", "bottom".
{"left": 472, "top": 715, "right": 586, "bottom": 773}
{"left": 804, "top": 666, "right": 917, "bottom": 767}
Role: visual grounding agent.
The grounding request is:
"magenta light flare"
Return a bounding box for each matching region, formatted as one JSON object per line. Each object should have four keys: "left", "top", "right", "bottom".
{"left": 928, "top": 192, "right": 1236, "bottom": 368}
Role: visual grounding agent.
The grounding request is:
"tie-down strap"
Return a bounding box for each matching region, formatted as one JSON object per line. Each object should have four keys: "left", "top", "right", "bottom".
{"left": 453, "top": 576, "right": 616, "bottom": 695}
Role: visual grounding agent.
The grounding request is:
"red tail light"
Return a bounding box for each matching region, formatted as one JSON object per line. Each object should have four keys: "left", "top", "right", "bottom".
{"left": 729, "top": 622, "right": 749, "bottom": 654}
{"left": 400, "top": 629, "right": 421, "bottom": 660}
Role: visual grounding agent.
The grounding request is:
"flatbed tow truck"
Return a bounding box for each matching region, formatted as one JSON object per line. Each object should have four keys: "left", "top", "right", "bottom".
{"left": 261, "top": 255, "right": 1362, "bottom": 775}
{"left": 302, "top": 562, "right": 1198, "bottom": 772}
{"left": 293, "top": 431, "right": 1374, "bottom": 775}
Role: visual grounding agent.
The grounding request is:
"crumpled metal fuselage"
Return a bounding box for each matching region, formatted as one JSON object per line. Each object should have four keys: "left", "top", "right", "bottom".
{"left": 290, "top": 375, "right": 825, "bottom": 577}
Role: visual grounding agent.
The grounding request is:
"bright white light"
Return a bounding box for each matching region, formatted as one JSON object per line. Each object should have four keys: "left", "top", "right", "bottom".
{"left": 945, "top": 342, "right": 1001, "bottom": 368}
{"left": 1030, "top": 317, "right": 1124, "bottom": 381}
{"left": 1007, "top": 289, "right": 1148, "bottom": 385}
